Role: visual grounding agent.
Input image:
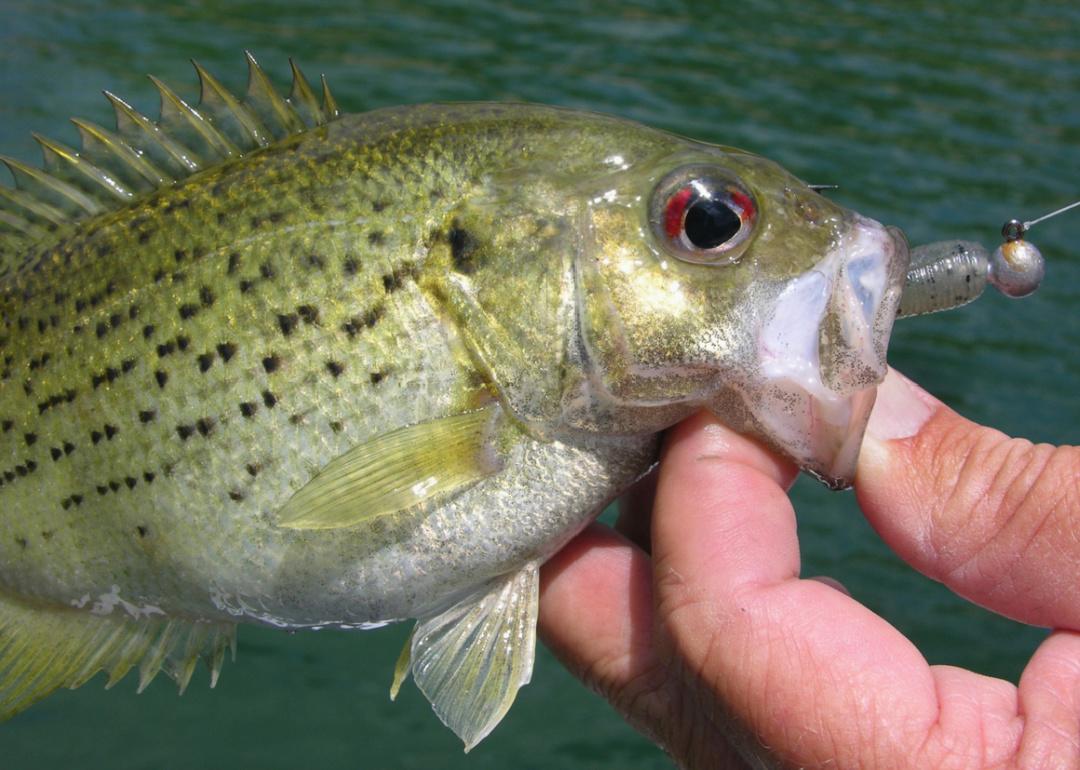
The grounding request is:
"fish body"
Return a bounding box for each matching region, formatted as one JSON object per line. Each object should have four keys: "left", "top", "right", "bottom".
{"left": 0, "top": 59, "right": 908, "bottom": 746}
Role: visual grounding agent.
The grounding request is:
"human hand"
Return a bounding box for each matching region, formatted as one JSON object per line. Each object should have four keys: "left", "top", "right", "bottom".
{"left": 538, "top": 369, "right": 1080, "bottom": 768}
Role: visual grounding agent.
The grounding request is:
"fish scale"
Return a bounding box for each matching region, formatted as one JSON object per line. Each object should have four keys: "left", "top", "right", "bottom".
{"left": 0, "top": 54, "right": 913, "bottom": 748}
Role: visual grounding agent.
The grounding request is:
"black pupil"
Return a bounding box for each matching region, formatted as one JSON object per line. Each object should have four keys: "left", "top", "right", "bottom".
{"left": 684, "top": 196, "right": 741, "bottom": 250}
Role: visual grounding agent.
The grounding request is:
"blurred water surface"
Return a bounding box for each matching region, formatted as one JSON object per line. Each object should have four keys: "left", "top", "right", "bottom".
{"left": 1, "top": 1, "right": 1078, "bottom": 767}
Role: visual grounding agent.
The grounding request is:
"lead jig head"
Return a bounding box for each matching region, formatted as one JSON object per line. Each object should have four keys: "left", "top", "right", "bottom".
{"left": 989, "top": 219, "right": 1044, "bottom": 298}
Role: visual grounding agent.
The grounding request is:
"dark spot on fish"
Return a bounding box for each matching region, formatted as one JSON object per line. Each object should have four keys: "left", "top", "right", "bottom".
{"left": 22, "top": 380, "right": 32, "bottom": 396}
{"left": 305, "top": 254, "right": 325, "bottom": 270}
{"left": 239, "top": 401, "right": 258, "bottom": 418}
{"left": 104, "top": 424, "right": 118, "bottom": 440}
{"left": 262, "top": 354, "right": 280, "bottom": 374}
{"left": 1, "top": 420, "right": 10, "bottom": 433}
{"left": 103, "top": 367, "right": 118, "bottom": 383}
{"left": 143, "top": 324, "right": 156, "bottom": 339}
{"left": 373, "top": 200, "right": 388, "bottom": 212}
{"left": 121, "top": 358, "right": 136, "bottom": 374}
{"left": 178, "top": 303, "right": 199, "bottom": 320}
{"left": 277, "top": 313, "right": 298, "bottom": 337}
{"left": 61, "top": 498, "right": 71, "bottom": 510}
{"left": 15, "top": 465, "right": 27, "bottom": 477}
{"left": 196, "top": 417, "right": 214, "bottom": 437}
{"left": 262, "top": 390, "right": 277, "bottom": 408}
{"left": 239, "top": 279, "right": 254, "bottom": 293}
{"left": 297, "top": 305, "right": 319, "bottom": 325}
{"left": 143, "top": 472, "right": 155, "bottom": 483}
{"left": 96, "top": 242, "right": 113, "bottom": 258}
{"left": 227, "top": 252, "right": 241, "bottom": 274}
{"left": 125, "top": 476, "right": 137, "bottom": 489}
{"left": 176, "top": 424, "right": 194, "bottom": 441}
{"left": 200, "top": 286, "right": 215, "bottom": 307}
{"left": 368, "top": 231, "right": 384, "bottom": 245}
{"left": 136, "top": 525, "right": 149, "bottom": 537}
{"left": 37, "top": 318, "right": 46, "bottom": 334}
{"left": 260, "top": 262, "right": 276, "bottom": 279}
{"left": 15, "top": 536, "right": 27, "bottom": 550}
{"left": 177, "top": 335, "right": 190, "bottom": 351}
{"left": 217, "top": 342, "right": 237, "bottom": 362}
{"left": 326, "top": 360, "right": 345, "bottom": 378}
{"left": 343, "top": 257, "right": 359, "bottom": 276}
{"left": 138, "top": 231, "right": 151, "bottom": 244}
{"left": 109, "top": 480, "right": 120, "bottom": 492}
{"left": 23, "top": 432, "right": 36, "bottom": 446}
{"left": 449, "top": 226, "right": 476, "bottom": 273}
{"left": 370, "top": 371, "right": 386, "bottom": 385}
{"left": 75, "top": 298, "right": 87, "bottom": 312}
{"left": 4, "top": 472, "right": 13, "bottom": 482}
{"left": 153, "top": 269, "right": 166, "bottom": 283}
{"left": 157, "top": 342, "right": 175, "bottom": 357}
{"left": 41, "top": 530, "right": 53, "bottom": 540}
{"left": 288, "top": 413, "right": 305, "bottom": 426}
{"left": 95, "top": 321, "right": 109, "bottom": 338}
{"left": 155, "top": 370, "right": 168, "bottom": 388}
{"left": 174, "top": 248, "right": 187, "bottom": 263}
{"left": 91, "top": 430, "right": 103, "bottom": 445}
{"left": 197, "top": 352, "right": 215, "bottom": 372}
{"left": 139, "top": 410, "right": 156, "bottom": 423}
{"left": 63, "top": 441, "right": 74, "bottom": 455}
{"left": 329, "top": 420, "right": 343, "bottom": 433}
{"left": 246, "top": 463, "right": 260, "bottom": 477}
{"left": 50, "top": 447, "right": 62, "bottom": 461}
{"left": 229, "top": 490, "right": 245, "bottom": 501}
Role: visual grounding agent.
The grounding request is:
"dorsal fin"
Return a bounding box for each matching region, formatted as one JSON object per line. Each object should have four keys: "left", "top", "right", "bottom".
{"left": 0, "top": 52, "right": 341, "bottom": 274}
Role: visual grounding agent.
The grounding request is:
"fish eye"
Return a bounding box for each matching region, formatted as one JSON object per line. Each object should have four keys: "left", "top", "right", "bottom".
{"left": 650, "top": 166, "right": 758, "bottom": 264}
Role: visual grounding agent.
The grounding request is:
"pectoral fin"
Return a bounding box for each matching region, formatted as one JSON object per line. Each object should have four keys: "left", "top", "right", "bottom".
{"left": 0, "top": 591, "right": 235, "bottom": 720}
{"left": 393, "top": 562, "right": 540, "bottom": 751}
{"left": 276, "top": 405, "right": 503, "bottom": 530}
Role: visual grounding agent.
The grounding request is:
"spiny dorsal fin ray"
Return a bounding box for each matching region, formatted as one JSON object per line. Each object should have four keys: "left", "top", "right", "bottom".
{"left": 0, "top": 53, "right": 340, "bottom": 274}
{"left": 0, "top": 591, "right": 236, "bottom": 720}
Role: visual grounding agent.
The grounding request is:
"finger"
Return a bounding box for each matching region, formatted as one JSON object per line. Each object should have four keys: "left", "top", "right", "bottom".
{"left": 1015, "top": 629, "right": 1080, "bottom": 765}
{"left": 856, "top": 368, "right": 1080, "bottom": 630}
{"left": 615, "top": 464, "right": 658, "bottom": 552}
{"left": 538, "top": 522, "right": 753, "bottom": 768}
{"left": 537, "top": 523, "right": 660, "bottom": 711}
{"left": 649, "top": 412, "right": 1040, "bottom": 768}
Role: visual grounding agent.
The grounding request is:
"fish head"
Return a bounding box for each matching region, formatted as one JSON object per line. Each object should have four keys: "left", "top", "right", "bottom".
{"left": 577, "top": 145, "right": 909, "bottom": 486}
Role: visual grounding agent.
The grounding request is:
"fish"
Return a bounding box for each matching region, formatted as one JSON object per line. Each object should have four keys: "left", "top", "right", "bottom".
{"left": 0, "top": 53, "right": 909, "bottom": 748}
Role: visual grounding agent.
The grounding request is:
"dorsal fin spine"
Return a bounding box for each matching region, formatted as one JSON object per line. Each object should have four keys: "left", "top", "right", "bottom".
{"left": 32, "top": 133, "right": 133, "bottom": 202}
{"left": 0, "top": 54, "right": 340, "bottom": 272}
{"left": 70, "top": 117, "right": 169, "bottom": 190}
{"left": 192, "top": 60, "right": 273, "bottom": 149}
{"left": 149, "top": 75, "right": 240, "bottom": 161}
{"left": 244, "top": 50, "right": 307, "bottom": 139}
{"left": 105, "top": 91, "right": 202, "bottom": 174}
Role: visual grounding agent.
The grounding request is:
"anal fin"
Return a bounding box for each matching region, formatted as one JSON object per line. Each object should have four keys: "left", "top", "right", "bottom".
{"left": 393, "top": 562, "right": 540, "bottom": 751}
{"left": 276, "top": 405, "right": 504, "bottom": 530}
{"left": 0, "top": 591, "right": 235, "bottom": 720}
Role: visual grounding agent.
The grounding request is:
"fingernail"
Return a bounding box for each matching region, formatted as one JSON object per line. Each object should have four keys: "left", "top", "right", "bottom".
{"left": 865, "top": 369, "right": 936, "bottom": 441}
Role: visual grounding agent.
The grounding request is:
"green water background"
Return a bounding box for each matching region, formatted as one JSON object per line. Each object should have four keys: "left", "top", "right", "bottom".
{"left": 1, "top": 1, "right": 1078, "bottom": 767}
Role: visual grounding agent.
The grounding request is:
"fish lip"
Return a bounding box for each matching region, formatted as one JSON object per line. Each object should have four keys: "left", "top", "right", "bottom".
{"left": 745, "top": 215, "right": 909, "bottom": 486}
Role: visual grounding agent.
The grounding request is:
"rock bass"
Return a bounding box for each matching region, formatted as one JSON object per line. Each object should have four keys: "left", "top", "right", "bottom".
{"left": 0, "top": 55, "right": 909, "bottom": 748}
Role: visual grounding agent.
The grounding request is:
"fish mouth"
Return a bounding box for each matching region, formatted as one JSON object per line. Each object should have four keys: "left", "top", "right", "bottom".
{"left": 739, "top": 216, "right": 909, "bottom": 487}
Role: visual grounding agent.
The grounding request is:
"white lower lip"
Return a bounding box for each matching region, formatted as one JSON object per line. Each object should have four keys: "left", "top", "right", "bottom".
{"left": 747, "top": 215, "right": 900, "bottom": 484}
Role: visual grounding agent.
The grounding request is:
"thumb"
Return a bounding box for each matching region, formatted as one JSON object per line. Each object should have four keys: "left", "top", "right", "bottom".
{"left": 855, "top": 368, "right": 1080, "bottom": 630}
